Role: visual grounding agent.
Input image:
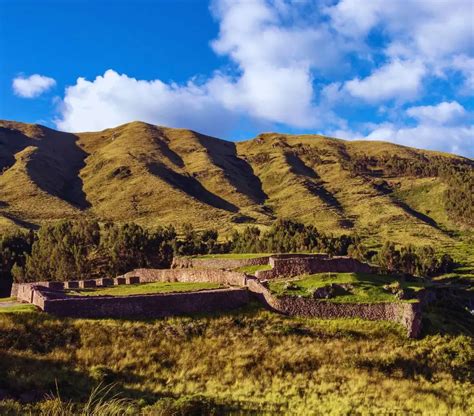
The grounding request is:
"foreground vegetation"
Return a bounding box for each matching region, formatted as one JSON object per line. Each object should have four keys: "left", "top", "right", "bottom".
{"left": 0, "top": 304, "right": 472, "bottom": 415}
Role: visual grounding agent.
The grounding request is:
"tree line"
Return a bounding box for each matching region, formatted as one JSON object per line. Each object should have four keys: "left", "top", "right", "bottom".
{"left": 0, "top": 219, "right": 454, "bottom": 289}
{"left": 344, "top": 153, "right": 473, "bottom": 226}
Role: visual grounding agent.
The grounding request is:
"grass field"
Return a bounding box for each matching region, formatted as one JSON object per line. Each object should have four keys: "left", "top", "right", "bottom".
{"left": 0, "top": 305, "right": 472, "bottom": 414}
{"left": 268, "top": 273, "right": 427, "bottom": 303}
{"left": 70, "top": 282, "right": 223, "bottom": 297}
{"left": 190, "top": 253, "right": 271, "bottom": 259}
{"left": 235, "top": 264, "right": 272, "bottom": 274}
{"left": 0, "top": 298, "right": 36, "bottom": 314}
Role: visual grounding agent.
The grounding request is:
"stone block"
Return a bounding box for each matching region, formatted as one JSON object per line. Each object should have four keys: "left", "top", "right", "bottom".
{"left": 46, "top": 281, "right": 64, "bottom": 291}
{"left": 79, "top": 279, "right": 96, "bottom": 289}
{"left": 64, "top": 281, "right": 80, "bottom": 289}
{"left": 126, "top": 276, "right": 140, "bottom": 284}
{"left": 96, "top": 278, "right": 114, "bottom": 287}
{"left": 114, "top": 277, "right": 126, "bottom": 285}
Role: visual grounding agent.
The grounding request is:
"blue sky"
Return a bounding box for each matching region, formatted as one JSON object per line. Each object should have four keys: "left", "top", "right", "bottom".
{"left": 1, "top": 0, "right": 473, "bottom": 157}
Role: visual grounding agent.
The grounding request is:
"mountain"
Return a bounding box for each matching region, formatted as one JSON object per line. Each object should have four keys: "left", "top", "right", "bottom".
{"left": 0, "top": 120, "right": 472, "bottom": 249}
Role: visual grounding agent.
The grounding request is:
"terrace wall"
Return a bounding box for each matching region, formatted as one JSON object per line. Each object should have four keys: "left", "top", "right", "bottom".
{"left": 256, "top": 255, "right": 374, "bottom": 280}
{"left": 246, "top": 277, "right": 422, "bottom": 338}
{"left": 17, "top": 285, "right": 249, "bottom": 318}
{"left": 172, "top": 256, "right": 270, "bottom": 270}
{"left": 40, "top": 287, "right": 250, "bottom": 318}
{"left": 121, "top": 268, "right": 248, "bottom": 286}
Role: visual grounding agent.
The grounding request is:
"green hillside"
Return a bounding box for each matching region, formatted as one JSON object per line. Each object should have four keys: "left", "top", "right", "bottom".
{"left": 0, "top": 120, "right": 472, "bottom": 251}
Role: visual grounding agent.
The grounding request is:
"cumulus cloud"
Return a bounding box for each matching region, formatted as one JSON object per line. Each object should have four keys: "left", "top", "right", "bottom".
{"left": 335, "top": 101, "right": 473, "bottom": 157}
{"left": 451, "top": 55, "right": 474, "bottom": 95}
{"left": 365, "top": 123, "right": 474, "bottom": 158}
{"left": 56, "top": 0, "right": 344, "bottom": 133}
{"left": 406, "top": 101, "right": 467, "bottom": 125}
{"left": 328, "top": 0, "right": 473, "bottom": 102}
{"left": 52, "top": 0, "right": 473, "bottom": 157}
{"left": 345, "top": 60, "right": 426, "bottom": 102}
{"left": 55, "top": 70, "right": 238, "bottom": 136}
{"left": 326, "top": 0, "right": 472, "bottom": 60}
{"left": 13, "top": 74, "right": 56, "bottom": 98}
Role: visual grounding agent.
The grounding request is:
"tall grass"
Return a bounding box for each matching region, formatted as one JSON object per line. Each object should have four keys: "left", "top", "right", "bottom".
{"left": 0, "top": 305, "right": 472, "bottom": 415}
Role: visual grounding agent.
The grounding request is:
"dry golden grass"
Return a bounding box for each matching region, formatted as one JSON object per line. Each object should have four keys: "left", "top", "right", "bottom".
{"left": 0, "top": 120, "right": 470, "bottom": 251}
{"left": 0, "top": 306, "right": 472, "bottom": 414}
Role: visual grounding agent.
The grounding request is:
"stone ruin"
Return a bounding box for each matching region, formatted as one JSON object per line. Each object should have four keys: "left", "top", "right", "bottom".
{"left": 11, "top": 253, "right": 426, "bottom": 338}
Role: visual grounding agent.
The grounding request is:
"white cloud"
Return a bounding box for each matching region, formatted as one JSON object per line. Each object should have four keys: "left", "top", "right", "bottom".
{"left": 345, "top": 59, "right": 426, "bottom": 102}
{"left": 13, "top": 74, "right": 56, "bottom": 98}
{"left": 326, "top": 0, "right": 472, "bottom": 60}
{"left": 326, "top": 101, "right": 473, "bottom": 157}
{"left": 55, "top": 70, "right": 237, "bottom": 135}
{"left": 451, "top": 55, "right": 474, "bottom": 94}
{"left": 328, "top": 0, "right": 473, "bottom": 100}
{"left": 208, "top": 0, "right": 347, "bottom": 127}
{"left": 365, "top": 123, "right": 474, "bottom": 158}
{"left": 57, "top": 0, "right": 344, "bottom": 133}
{"left": 52, "top": 0, "right": 473, "bottom": 158}
{"left": 406, "top": 101, "right": 467, "bottom": 125}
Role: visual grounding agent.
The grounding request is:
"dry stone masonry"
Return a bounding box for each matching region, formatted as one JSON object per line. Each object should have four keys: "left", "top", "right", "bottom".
{"left": 11, "top": 254, "right": 424, "bottom": 338}
{"left": 255, "top": 254, "right": 375, "bottom": 279}
{"left": 171, "top": 256, "right": 270, "bottom": 270}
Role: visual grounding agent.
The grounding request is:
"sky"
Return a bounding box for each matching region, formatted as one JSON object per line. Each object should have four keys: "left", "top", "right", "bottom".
{"left": 1, "top": 0, "right": 473, "bottom": 157}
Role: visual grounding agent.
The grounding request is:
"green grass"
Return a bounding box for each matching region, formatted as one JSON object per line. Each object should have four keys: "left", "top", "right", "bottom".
{"left": 0, "top": 297, "right": 37, "bottom": 313}
{"left": 0, "top": 303, "right": 37, "bottom": 314}
{"left": 71, "top": 282, "right": 223, "bottom": 297}
{"left": 234, "top": 264, "right": 272, "bottom": 274}
{"left": 0, "top": 120, "right": 468, "bottom": 247}
{"left": 190, "top": 253, "right": 271, "bottom": 259}
{"left": 0, "top": 305, "right": 472, "bottom": 414}
{"left": 268, "top": 272, "right": 427, "bottom": 303}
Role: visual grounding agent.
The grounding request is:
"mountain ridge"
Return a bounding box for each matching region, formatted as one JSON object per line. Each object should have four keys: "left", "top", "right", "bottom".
{"left": 0, "top": 119, "right": 472, "bottom": 250}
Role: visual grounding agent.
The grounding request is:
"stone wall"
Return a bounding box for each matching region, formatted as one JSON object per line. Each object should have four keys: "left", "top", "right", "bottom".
{"left": 10, "top": 262, "right": 422, "bottom": 338}
{"left": 39, "top": 287, "right": 250, "bottom": 318}
{"left": 172, "top": 256, "right": 270, "bottom": 270}
{"left": 16, "top": 284, "right": 249, "bottom": 318}
{"left": 256, "top": 255, "right": 374, "bottom": 279}
{"left": 122, "top": 268, "right": 248, "bottom": 287}
{"left": 246, "top": 277, "right": 422, "bottom": 338}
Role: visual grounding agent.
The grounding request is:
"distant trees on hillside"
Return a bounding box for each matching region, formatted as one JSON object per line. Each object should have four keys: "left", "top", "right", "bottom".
{"left": 0, "top": 230, "right": 34, "bottom": 291}
{"left": 9, "top": 220, "right": 177, "bottom": 283}
{"left": 344, "top": 154, "right": 474, "bottom": 226}
{"left": 375, "top": 242, "right": 454, "bottom": 277}
{"left": 0, "top": 218, "right": 456, "bottom": 286}
{"left": 230, "top": 219, "right": 353, "bottom": 255}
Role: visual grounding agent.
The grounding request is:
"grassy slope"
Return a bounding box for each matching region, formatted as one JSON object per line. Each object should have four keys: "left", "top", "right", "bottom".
{"left": 0, "top": 307, "right": 472, "bottom": 414}
{"left": 72, "top": 281, "right": 222, "bottom": 297}
{"left": 0, "top": 120, "right": 471, "bottom": 254}
{"left": 268, "top": 272, "right": 425, "bottom": 303}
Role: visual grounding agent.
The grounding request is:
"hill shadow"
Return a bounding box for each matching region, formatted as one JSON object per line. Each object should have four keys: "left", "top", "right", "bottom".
{"left": 285, "top": 152, "right": 318, "bottom": 179}
{"left": 0, "top": 126, "right": 90, "bottom": 210}
{"left": 147, "top": 162, "right": 238, "bottom": 212}
{"left": 372, "top": 180, "right": 442, "bottom": 231}
{"left": 194, "top": 133, "right": 268, "bottom": 204}
{"left": 393, "top": 199, "right": 442, "bottom": 230}
{"left": 283, "top": 151, "right": 347, "bottom": 214}
{"left": 1, "top": 212, "right": 39, "bottom": 229}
